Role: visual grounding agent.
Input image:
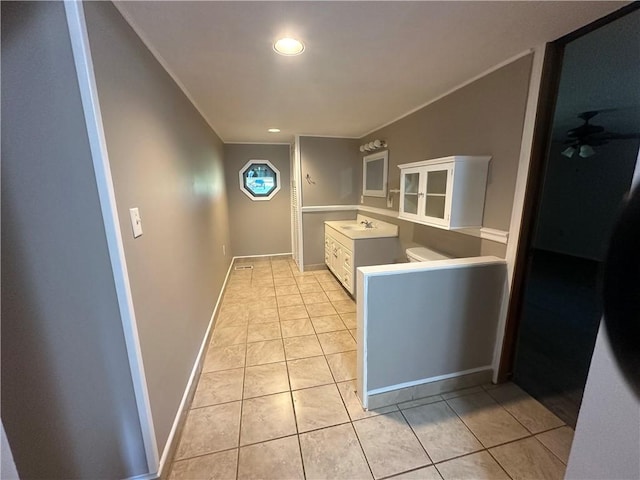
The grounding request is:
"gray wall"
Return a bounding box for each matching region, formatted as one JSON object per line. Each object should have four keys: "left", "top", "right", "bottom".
{"left": 300, "top": 136, "right": 361, "bottom": 206}
{"left": 303, "top": 210, "right": 357, "bottom": 266}
{"left": 360, "top": 55, "right": 533, "bottom": 254}
{"left": 1, "top": 2, "right": 147, "bottom": 477}
{"left": 566, "top": 326, "right": 640, "bottom": 478}
{"left": 363, "top": 261, "right": 506, "bottom": 391}
{"left": 84, "top": 2, "right": 232, "bottom": 454}
{"left": 298, "top": 56, "right": 529, "bottom": 266}
{"left": 299, "top": 136, "right": 361, "bottom": 267}
{"left": 365, "top": 210, "right": 507, "bottom": 260}
{"left": 535, "top": 142, "right": 638, "bottom": 261}
{"left": 224, "top": 144, "right": 292, "bottom": 256}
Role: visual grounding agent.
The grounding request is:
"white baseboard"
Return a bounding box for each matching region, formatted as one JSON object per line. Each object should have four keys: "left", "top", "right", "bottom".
{"left": 233, "top": 252, "right": 293, "bottom": 259}
{"left": 154, "top": 259, "right": 235, "bottom": 479}
{"left": 367, "top": 365, "right": 492, "bottom": 396}
{"left": 366, "top": 367, "right": 493, "bottom": 409}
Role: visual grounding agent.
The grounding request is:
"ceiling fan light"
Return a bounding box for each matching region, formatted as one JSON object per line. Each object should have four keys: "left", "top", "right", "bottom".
{"left": 579, "top": 144, "right": 595, "bottom": 158}
{"left": 561, "top": 146, "right": 576, "bottom": 158}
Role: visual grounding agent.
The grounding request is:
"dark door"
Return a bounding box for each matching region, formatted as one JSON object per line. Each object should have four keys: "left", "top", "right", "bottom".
{"left": 511, "top": 9, "right": 640, "bottom": 427}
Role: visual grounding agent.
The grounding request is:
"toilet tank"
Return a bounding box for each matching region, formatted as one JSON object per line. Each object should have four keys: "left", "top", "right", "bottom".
{"left": 406, "top": 247, "right": 451, "bottom": 262}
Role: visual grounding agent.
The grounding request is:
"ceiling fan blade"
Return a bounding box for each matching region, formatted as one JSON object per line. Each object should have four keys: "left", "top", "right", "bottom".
{"left": 567, "top": 124, "right": 605, "bottom": 137}
{"left": 578, "top": 110, "right": 600, "bottom": 122}
{"left": 598, "top": 132, "right": 640, "bottom": 141}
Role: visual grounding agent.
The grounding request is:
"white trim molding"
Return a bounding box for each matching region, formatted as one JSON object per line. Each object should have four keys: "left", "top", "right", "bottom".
{"left": 367, "top": 365, "right": 493, "bottom": 396}
{"left": 64, "top": 0, "right": 159, "bottom": 472}
{"left": 155, "top": 259, "right": 235, "bottom": 478}
{"left": 112, "top": 3, "right": 225, "bottom": 143}
{"left": 491, "top": 44, "right": 547, "bottom": 381}
{"left": 459, "top": 227, "right": 509, "bottom": 243}
{"left": 293, "top": 136, "right": 305, "bottom": 271}
{"left": 301, "top": 205, "right": 359, "bottom": 213}
{"left": 234, "top": 252, "right": 293, "bottom": 259}
{"left": 361, "top": 49, "right": 534, "bottom": 138}
{"left": 358, "top": 205, "right": 401, "bottom": 219}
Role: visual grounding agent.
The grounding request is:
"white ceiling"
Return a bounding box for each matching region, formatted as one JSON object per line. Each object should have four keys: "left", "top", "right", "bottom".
{"left": 115, "top": 1, "right": 629, "bottom": 143}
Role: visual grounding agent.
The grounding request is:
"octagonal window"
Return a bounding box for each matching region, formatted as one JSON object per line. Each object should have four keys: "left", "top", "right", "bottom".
{"left": 239, "top": 160, "right": 281, "bottom": 201}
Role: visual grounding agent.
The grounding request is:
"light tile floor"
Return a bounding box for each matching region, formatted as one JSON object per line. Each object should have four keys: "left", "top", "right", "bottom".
{"left": 169, "top": 256, "right": 574, "bottom": 480}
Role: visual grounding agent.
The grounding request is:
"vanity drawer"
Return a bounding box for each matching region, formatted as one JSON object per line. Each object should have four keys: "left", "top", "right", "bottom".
{"left": 341, "top": 268, "right": 353, "bottom": 292}
{"left": 343, "top": 250, "right": 352, "bottom": 270}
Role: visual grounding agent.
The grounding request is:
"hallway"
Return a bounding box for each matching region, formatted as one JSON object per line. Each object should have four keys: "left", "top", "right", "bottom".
{"left": 168, "top": 256, "right": 573, "bottom": 479}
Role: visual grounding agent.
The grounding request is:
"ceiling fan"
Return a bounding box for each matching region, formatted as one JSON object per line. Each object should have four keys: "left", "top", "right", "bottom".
{"left": 561, "top": 110, "right": 640, "bottom": 158}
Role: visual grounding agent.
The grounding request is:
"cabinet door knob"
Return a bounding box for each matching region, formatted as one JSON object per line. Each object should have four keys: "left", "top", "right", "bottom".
{"left": 417, "top": 192, "right": 425, "bottom": 197}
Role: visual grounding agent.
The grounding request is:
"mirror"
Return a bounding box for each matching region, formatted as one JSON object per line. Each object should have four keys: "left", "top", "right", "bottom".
{"left": 363, "top": 151, "right": 388, "bottom": 197}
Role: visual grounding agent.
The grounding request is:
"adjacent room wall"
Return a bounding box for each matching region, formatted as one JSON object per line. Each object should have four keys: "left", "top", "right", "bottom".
{"left": 84, "top": 1, "right": 232, "bottom": 454}
{"left": 1, "top": 2, "right": 147, "bottom": 477}
{"left": 534, "top": 141, "right": 639, "bottom": 262}
{"left": 224, "top": 143, "right": 292, "bottom": 256}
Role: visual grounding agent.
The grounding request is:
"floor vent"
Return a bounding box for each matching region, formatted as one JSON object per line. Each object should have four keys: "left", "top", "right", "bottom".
{"left": 234, "top": 265, "right": 254, "bottom": 270}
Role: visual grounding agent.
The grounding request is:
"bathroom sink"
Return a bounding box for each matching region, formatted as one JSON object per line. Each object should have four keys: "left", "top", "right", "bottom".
{"left": 325, "top": 216, "right": 399, "bottom": 240}
{"left": 340, "top": 224, "right": 372, "bottom": 231}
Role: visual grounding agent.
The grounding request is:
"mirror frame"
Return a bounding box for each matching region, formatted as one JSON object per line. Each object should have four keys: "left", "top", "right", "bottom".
{"left": 362, "top": 150, "right": 388, "bottom": 197}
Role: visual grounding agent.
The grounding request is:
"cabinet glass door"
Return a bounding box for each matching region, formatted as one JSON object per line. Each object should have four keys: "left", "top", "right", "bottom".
{"left": 424, "top": 168, "right": 448, "bottom": 220}
{"left": 401, "top": 171, "right": 420, "bottom": 215}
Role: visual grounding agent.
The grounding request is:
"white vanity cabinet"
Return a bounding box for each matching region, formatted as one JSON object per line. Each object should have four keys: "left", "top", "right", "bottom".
{"left": 324, "top": 231, "right": 354, "bottom": 291}
{"left": 398, "top": 156, "right": 490, "bottom": 229}
{"left": 324, "top": 219, "right": 398, "bottom": 296}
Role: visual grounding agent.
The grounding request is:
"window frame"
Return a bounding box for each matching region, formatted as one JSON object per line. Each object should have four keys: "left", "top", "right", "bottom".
{"left": 238, "top": 159, "right": 281, "bottom": 201}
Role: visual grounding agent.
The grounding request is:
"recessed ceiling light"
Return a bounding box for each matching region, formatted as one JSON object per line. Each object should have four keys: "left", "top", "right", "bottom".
{"left": 268, "top": 128, "right": 281, "bottom": 133}
{"left": 273, "top": 37, "right": 305, "bottom": 56}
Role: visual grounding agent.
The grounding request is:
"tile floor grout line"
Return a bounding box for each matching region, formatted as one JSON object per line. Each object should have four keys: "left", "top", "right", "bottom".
{"left": 350, "top": 417, "right": 379, "bottom": 480}
{"left": 527, "top": 432, "right": 571, "bottom": 466}
{"left": 235, "top": 261, "right": 251, "bottom": 480}
{"left": 171, "top": 443, "right": 240, "bottom": 464}
{"left": 483, "top": 387, "right": 566, "bottom": 437}
{"left": 483, "top": 445, "right": 516, "bottom": 479}
{"left": 177, "top": 258, "right": 563, "bottom": 479}
{"left": 283, "top": 346, "right": 307, "bottom": 479}
{"left": 442, "top": 395, "right": 528, "bottom": 451}
{"left": 440, "top": 396, "right": 496, "bottom": 456}
{"left": 235, "top": 307, "right": 249, "bottom": 480}
{"left": 396, "top": 406, "right": 435, "bottom": 468}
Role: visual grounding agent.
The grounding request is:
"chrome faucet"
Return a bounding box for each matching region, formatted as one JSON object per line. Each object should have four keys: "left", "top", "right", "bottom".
{"left": 360, "top": 220, "right": 374, "bottom": 229}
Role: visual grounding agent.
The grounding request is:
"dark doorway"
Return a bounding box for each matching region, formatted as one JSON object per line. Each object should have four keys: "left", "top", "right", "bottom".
{"left": 511, "top": 9, "right": 640, "bottom": 427}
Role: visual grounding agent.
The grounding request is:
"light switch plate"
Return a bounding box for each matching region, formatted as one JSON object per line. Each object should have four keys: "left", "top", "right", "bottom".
{"left": 129, "top": 207, "right": 143, "bottom": 238}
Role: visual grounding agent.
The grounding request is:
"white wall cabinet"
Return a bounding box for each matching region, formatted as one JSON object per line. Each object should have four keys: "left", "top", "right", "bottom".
{"left": 398, "top": 156, "right": 490, "bottom": 229}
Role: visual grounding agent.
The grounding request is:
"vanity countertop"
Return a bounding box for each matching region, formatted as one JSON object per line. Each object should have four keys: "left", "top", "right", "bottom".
{"left": 325, "top": 216, "right": 399, "bottom": 240}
